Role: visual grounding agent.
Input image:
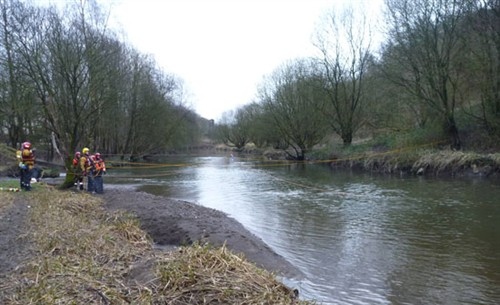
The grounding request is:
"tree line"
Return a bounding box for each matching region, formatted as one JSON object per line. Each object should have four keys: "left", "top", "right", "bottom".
{"left": 215, "top": 0, "right": 499, "bottom": 160}
{"left": 0, "top": 0, "right": 207, "bottom": 170}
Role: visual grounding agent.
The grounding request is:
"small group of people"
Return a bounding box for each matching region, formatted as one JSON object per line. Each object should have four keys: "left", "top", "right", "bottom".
{"left": 16, "top": 141, "right": 35, "bottom": 191}
{"left": 71, "top": 147, "right": 106, "bottom": 194}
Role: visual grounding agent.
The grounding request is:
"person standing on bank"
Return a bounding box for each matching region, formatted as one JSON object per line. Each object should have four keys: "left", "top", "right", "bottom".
{"left": 19, "top": 142, "right": 35, "bottom": 191}
{"left": 80, "top": 147, "right": 94, "bottom": 192}
{"left": 72, "top": 151, "right": 84, "bottom": 190}
{"left": 92, "top": 152, "right": 106, "bottom": 194}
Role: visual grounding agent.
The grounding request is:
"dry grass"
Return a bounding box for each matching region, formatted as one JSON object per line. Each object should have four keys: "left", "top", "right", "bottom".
{"left": 1, "top": 185, "right": 314, "bottom": 305}
{"left": 413, "top": 150, "right": 500, "bottom": 174}
{"left": 332, "top": 148, "right": 418, "bottom": 174}
{"left": 488, "top": 153, "right": 500, "bottom": 164}
{"left": 153, "top": 244, "right": 301, "bottom": 304}
{"left": 329, "top": 147, "right": 500, "bottom": 176}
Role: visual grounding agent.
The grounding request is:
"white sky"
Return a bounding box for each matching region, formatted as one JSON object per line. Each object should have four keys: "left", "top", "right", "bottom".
{"left": 109, "top": 0, "right": 385, "bottom": 121}
{"left": 40, "top": 0, "right": 384, "bottom": 121}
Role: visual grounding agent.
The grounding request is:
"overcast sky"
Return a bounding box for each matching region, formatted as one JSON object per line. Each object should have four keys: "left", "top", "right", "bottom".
{"left": 109, "top": 0, "right": 385, "bottom": 120}
{"left": 39, "top": 0, "right": 383, "bottom": 120}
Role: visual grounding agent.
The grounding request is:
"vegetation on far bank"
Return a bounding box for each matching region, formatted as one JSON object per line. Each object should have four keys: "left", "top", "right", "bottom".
{"left": 305, "top": 129, "right": 500, "bottom": 177}
{"left": 0, "top": 185, "right": 314, "bottom": 304}
{"left": 217, "top": 126, "right": 498, "bottom": 178}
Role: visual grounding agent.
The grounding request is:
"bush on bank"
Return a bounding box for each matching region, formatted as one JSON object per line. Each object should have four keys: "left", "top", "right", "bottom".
{"left": 0, "top": 185, "right": 314, "bottom": 305}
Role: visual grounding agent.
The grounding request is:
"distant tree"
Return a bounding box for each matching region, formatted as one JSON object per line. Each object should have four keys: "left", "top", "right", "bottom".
{"left": 89, "top": 37, "right": 128, "bottom": 155}
{"left": 128, "top": 60, "right": 190, "bottom": 156}
{"left": 236, "top": 102, "right": 271, "bottom": 148}
{"left": 215, "top": 109, "right": 250, "bottom": 150}
{"left": 313, "top": 3, "right": 374, "bottom": 146}
{"left": 258, "top": 59, "right": 329, "bottom": 160}
{"left": 166, "top": 107, "right": 203, "bottom": 149}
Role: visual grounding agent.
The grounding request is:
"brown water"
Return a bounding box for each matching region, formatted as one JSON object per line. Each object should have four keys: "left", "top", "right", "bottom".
{"left": 109, "top": 156, "right": 500, "bottom": 304}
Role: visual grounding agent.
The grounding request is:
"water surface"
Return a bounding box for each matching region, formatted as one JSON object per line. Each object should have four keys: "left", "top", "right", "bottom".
{"left": 109, "top": 156, "right": 500, "bottom": 304}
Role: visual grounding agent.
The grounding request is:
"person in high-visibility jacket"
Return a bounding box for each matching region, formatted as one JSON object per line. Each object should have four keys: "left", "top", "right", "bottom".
{"left": 92, "top": 152, "right": 106, "bottom": 194}
{"left": 72, "top": 151, "right": 84, "bottom": 190}
{"left": 19, "top": 141, "right": 35, "bottom": 191}
{"left": 79, "top": 147, "right": 95, "bottom": 192}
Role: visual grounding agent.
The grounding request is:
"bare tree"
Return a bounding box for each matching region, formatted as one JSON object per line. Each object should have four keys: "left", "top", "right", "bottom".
{"left": 0, "top": 0, "right": 202, "bottom": 177}
{"left": 0, "top": 0, "right": 40, "bottom": 147}
{"left": 8, "top": 0, "right": 118, "bottom": 186}
{"left": 215, "top": 109, "right": 251, "bottom": 150}
{"left": 258, "top": 59, "right": 328, "bottom": 160}
{"left": 314, "top": 3, "right": 374, "bottom": 146}
{"left": 118, "top": 51, "right": 191, "bottom": 157}
{"left": 382, "top": 0, "right": 469, "bottom": 149}
{"left": 237, "top": 102, "right": 271, "bottom": 148}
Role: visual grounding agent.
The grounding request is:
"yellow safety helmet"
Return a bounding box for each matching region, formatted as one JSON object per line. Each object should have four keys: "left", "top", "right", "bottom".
{"left": 82, "top": 147, "right": 89, "bottom": 154}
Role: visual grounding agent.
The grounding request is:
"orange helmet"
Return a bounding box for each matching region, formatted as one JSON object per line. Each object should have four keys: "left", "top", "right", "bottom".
{"left": 22, "top": 142, "right": 31, "bottom": 149}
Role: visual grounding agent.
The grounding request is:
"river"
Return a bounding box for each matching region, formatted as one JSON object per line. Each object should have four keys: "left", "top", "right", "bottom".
{"left": 108, "top": 155, "right": 500, "bottom": 305}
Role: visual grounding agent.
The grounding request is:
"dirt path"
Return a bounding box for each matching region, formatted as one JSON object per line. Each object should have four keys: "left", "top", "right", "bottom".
{"left": 0, "top": 195, "right": 34, "bottom": 279}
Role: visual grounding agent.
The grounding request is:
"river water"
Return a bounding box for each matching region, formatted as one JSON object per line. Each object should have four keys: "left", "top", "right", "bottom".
{"left": 109, "top": 155, "right": 500, "bottom": 305}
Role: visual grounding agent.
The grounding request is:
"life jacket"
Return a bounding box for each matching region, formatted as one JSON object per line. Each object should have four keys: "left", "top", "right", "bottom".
{"left": 95, "top": 160, "right": 105, "bottom": 171}
{"left": 72, "top": 157, "right": 83, "bottom": 174}
{"left": 93, "top": 157, "right": 106, "bottom": 175}
{"left": 80, "top": 154, "right": 93, "bottom": 173}
{"left": 21, "top": 148, "right": 35, "bottom": 168}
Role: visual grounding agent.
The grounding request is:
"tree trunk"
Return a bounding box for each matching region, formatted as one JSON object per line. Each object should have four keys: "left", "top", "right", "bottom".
{"left": 445, "top": 116, "right": 461, "bottom": 150}
{"left": 61, "top": 157, "right": 76, "bottom": 189}
{"left": 341, "top": 132, "right": 353, "bottom": 146}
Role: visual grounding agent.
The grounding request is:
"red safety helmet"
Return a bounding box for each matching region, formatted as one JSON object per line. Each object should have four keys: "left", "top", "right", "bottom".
{"left": 22, "top": 142, "right": 31, "bottom": 149}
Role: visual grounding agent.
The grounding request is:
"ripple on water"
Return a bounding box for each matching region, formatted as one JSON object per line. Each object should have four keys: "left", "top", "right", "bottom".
{"left": 121, "top": 157, "right": 500, "bottom": 305}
